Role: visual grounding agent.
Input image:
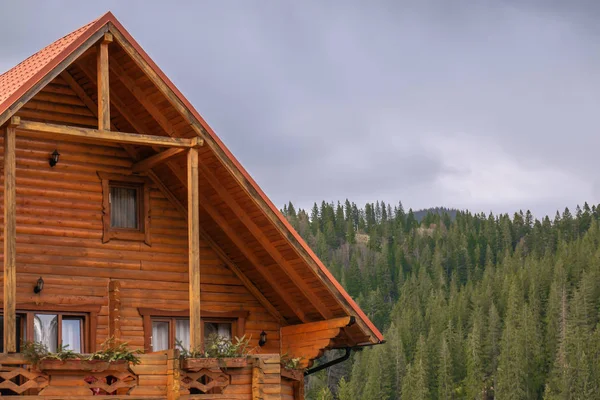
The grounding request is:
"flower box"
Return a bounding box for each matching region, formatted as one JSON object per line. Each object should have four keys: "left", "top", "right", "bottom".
{"left": 37, "top": 359, "right": 130, "bottom": 373}
{"left": 181, "top": 357, "right": 248, "bottom": 372}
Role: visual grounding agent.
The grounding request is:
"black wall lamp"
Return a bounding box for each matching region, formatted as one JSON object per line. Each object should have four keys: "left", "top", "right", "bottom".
{"left": 34, "top": 277, "right": 44, "bottom": 294}
{"left": 49, "top": 150, "right": 60, "bottom": 167}
{"left": 259, "top": 331, "right": 267, "bottom": 347}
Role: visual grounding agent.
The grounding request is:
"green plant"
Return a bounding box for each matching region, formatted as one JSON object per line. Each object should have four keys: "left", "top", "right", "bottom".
{"left": 175, "top": 339, "right": 204, "bottom": 359}
{"left": 42, "top": 344, "right": 80, "bottom": 361}
{"left": 281, "top": 352, "right": 304, "bottom": 370}
{"left": 21, "top": 341, "right": 49, "bottom": 366}
{"left": 86, "top": 337, "right": 142, "bottom": 365}
{"left": 177, "top": 334, "right": 254, "bottom": 359}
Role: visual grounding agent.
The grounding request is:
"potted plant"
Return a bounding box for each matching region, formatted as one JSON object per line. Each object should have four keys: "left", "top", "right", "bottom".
{"left": 280, "top": 353, "right": 305, "bottom": 381}
{"left": 23, "top": 337, "right": 142, "bottom": 373}
{"left": 178, "top": 334, "right": 253, "bottom": 371}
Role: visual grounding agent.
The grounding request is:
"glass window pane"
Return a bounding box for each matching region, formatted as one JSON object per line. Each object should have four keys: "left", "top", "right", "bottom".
{"left": 204, "top": 322, "right": 232, "bottom": 340}
{"left": 152, "top": 321, "right": 169, "bottom": 351}
{"left": 62, "top": 318, "right": 82, "bottom": 353}
{"left": 110, "top": 186, "right": 138, "bottom": 229}
{"left": 218, "top": 323, "right": 232, "bottom": 339}
{"left": 34, "top": 314, "right": 58, "bottom": 353}
{"left": 175, "top": 319, "right": 190, "bottom": 351}
{"left": 204, "top": 322, "right": 218, "bottom": 340}
{"left": 0, "top": 315, "right": 25, "bottom": 353}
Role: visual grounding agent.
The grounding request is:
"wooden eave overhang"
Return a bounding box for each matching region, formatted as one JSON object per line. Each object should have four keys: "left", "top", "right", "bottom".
{"left": 0, "top": 12, "right": 384, "bottom": 347}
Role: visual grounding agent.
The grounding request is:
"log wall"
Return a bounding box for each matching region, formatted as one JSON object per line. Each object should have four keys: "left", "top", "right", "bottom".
{"left": 0, "top": 126, "right": 280, "bottom": 352}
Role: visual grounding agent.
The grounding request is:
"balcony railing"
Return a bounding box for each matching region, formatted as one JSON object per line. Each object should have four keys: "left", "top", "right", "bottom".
{"left": 0, "top": 351, "right": 301, "bottom": 399}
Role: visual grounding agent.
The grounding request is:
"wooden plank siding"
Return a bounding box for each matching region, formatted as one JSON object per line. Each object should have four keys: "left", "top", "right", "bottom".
{"left": 0, "top": 91, "right": 280, "bottom": 352}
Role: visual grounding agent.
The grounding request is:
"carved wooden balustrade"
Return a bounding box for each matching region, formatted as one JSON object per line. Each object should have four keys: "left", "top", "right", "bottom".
{"left": 0, "top": 351, "right": 302, "bottom": 399}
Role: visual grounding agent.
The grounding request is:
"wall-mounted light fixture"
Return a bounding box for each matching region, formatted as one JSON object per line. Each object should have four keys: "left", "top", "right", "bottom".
{"left": 259, "top": 331, "right": 267, "bottom": 347}
{"left": 49, "top": 150, "right": 60, "bottom": 167}
{"left": 33, "top": 277, "right": 44, "bottom": 294}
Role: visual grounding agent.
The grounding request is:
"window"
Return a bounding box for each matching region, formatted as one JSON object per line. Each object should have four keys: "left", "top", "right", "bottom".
{"left": 0, "top": 314, "right": 25, "bottom": 353}
{"left": 150, "top": 317, "right": 192, "bottom": 352}
{"left": 34, "top": 313, "right": 84, "bottom": 353}
{"left": 139, "top": 308, "right": 247, "bottom": 352}
{"left": 110, "top": 184, "right": 140, "bottom": 229}
{"left": 203, "top": 321, "right": 232, "bottom": 340}
{"left": 0, "top": 309, "right": 94, "bottom": 353}
{"left": 98, "top": 172, "right": 151, "bottom": 245}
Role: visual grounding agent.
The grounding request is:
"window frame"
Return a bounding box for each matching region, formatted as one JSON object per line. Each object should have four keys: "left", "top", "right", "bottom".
{"left": 138, "top": 308, "right": 248, "bottom": 352}
{"left": 150, "top": 316, "right": 190, "bottom": 352}
{"left": 1, "top": 304, "right": 100, "bottom": 353}
{"left": 98, "top": 172, "right": 151, "bottom": 245}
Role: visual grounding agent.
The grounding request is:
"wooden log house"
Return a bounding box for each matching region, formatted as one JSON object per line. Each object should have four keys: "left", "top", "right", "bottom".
{"left": 0, "top": 12, "right": 384, "bottom": 399}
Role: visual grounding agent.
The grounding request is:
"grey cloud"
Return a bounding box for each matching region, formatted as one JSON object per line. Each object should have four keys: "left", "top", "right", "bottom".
{"left": 1, "top": 0, "right": 599, "bottom": 218}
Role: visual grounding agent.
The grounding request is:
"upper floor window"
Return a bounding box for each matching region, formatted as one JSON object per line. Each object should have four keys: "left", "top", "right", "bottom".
{"left": 0, "top": 310, "right": 93, "bottom": 353}
{"left": 139, "top": 308, "right": 248, "bottom": 352}
{"left": 98, "top": 172, "right": 151, "bottom": 245}
{"left": 110, "top": 183, "right": 141, "bottom": 229}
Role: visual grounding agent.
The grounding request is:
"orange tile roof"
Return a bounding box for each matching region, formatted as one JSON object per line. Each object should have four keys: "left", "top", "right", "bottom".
{"left": 0, "top": 12, "right": 384, "bottom": 344}
{"left": 0, "top": 15, "right": 109, "bottom": 118}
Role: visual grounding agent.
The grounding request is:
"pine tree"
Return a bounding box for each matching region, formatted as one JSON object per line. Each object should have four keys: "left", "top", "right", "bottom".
{"left": 402, "top": 335, "right": 430, "bottom": 400}
{"left": 465, "top": 314, "right": 484, "bottom": 399}
{"left": 337, "top": 377, "right": 354, "bottom": 400}
{"left": 438, "top": 333, "right": 454, "bottom": 400}
{"left": 497, "top": 282, "right": 527, "bottom": 399}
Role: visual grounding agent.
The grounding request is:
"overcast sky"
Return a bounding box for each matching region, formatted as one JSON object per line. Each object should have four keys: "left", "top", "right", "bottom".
{"left": 1, "top": 1, "right": 599, "bottom": 218}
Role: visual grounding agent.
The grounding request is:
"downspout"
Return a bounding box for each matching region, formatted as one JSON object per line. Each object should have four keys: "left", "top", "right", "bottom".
{"left": 303, "top": 316, "right": 385, "bottom": 376}
{"left": 304, "top": 347, "right": 352, "bottom": 376}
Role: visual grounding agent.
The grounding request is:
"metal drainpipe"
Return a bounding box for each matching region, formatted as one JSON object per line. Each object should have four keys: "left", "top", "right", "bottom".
{"left": 304, "top": 347, "right": 353, "bottom": 376}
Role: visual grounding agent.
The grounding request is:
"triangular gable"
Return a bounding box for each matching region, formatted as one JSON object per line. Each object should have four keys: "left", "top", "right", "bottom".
{"left": 0, "top": 12, "right": 384, "bottom": 346}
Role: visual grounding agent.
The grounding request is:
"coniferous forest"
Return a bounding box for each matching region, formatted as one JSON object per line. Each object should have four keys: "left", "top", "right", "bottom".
{"left": 281, "top": 200, "right": 600, "bottom": 400}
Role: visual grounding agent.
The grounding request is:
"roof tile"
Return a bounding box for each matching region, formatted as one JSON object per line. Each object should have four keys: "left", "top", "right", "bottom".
{"left": 0, "top": 18, "right": 98, "bottom": 107}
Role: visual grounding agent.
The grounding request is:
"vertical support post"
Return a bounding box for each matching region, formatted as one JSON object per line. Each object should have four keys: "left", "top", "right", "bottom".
{"left": 187, "top": 148, "right": 201, "bottom": 349}
{"left": 97, "top": 32, "right": 113, "bottom": 131}
{"left": 166, "top": 349, "right": 181, "bottom": 400}
{"left": 3, "top": 116, "right": 19, "bottom": 353}
{"left": 108, "top": 280, "right": 122, "bottom": 342}
{"left": 251, "top": 357, "right": 263, "bottom": 400}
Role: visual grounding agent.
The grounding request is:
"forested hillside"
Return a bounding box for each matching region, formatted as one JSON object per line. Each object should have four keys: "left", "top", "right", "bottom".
{"left": 281, "top": 201, "right": 600, "bottom": 399}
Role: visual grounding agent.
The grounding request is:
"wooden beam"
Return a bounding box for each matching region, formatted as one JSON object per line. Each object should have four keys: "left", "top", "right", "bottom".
{"left": 145, "top": 170, "right": 287, "bottom": 325}
{"left": 187, "top": 148, "right": 201, "bottom": 349}
{"left": 109, "top": 26, "right": 206, "bottom": 139}
{"left": 132, "top": 148, "right": 185, "bottom": 173}
{"left": 16, "top": 120, "right": 202, "bottom": 148}
{"left": 60, "top": 70, "right": 100, "bottom": 115}
{"left": 109, "top": 57, "right": 179, "bottom": 136}
{"left": 160, "top": 162, "right": 308, "bottom": 322}
{"left": 3, "top": 116, "right": 19, "bottom": 353}
{"left": 281, "top": 316, "right": 353, "bottom": 337}
{"left": 61, "top": 67, "right": 145, "bottom": 162}
{"left": 97, "top": 33, "right": 112, "bottom": 130}
{"left": 198, "top": 161, "right": 334, "bottom": 320}
{"left": 197, "top": 190, "right": 308, "bottom": 323}
{"left": 76, "top": 61, "right": 147, "bottom": 134}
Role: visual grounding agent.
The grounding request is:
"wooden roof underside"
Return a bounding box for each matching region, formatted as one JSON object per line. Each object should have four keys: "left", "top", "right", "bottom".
{"left": 0, "top": 14, "right": 383, "bottom": 347}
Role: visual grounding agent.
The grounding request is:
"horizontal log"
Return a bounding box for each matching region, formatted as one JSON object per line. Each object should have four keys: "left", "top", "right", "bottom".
{"left": 16, "top": 120, "right": 203, "bottom": 148}
{"left": 281, "top": 316, "right": 353, "bottom": 336}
